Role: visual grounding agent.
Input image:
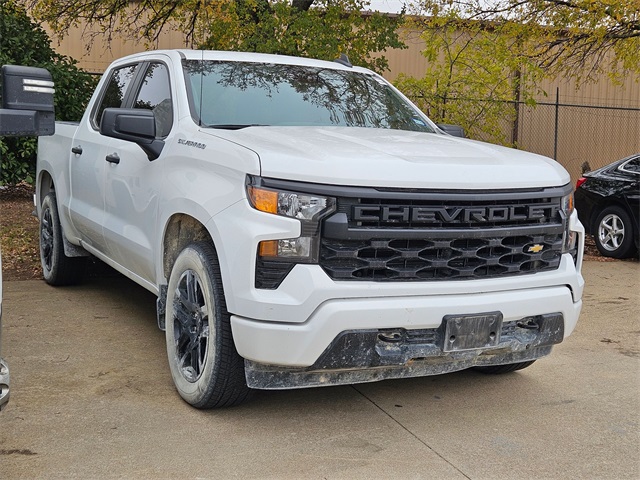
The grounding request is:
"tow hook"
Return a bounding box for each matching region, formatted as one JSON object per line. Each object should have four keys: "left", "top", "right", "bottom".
{"left": 517, "top": 318, "right": 540, "bottom": 330}
{"left": 378, "top": 330, "right": 403, "bottom": 343}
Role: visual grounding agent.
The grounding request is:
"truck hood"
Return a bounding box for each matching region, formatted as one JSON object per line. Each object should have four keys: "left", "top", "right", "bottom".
{"left": 203, "top": 126, "right": 570, "bottom": 189}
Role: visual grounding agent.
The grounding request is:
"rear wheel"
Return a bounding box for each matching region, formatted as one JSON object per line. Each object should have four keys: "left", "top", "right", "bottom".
{"left": 39, "top": 192, "right": 84, "bottom": 285}
{"left": 594, "top": 206, "right": 635, "bottom": 258}
{"left": 165, "top": 242, "right": 251, "bottom": 408}
{"left": 474, "top": 361, "right": 536, "bottom": 374}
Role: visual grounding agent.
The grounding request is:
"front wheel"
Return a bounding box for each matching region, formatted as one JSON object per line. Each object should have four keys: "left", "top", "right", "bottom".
{"left": 39, "top": 192, "right": 84, "bottom": 285}
{"left": 594, "top": 206, "right": 635, "bottom": 258}
{"left": 474, "top": 361, "right": 536, "bottom": 374}
{"left": 165, "top": 242, "right": 251, "bottom": 408}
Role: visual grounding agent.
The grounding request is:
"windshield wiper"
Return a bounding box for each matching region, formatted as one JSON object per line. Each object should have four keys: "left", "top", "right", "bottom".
{"left": 206, "top": 124, "right": 269, "bottom": 130}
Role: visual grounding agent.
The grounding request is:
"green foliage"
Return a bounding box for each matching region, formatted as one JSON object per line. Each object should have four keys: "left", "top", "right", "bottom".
{"left": 395, "top": 14, "right": 537, "bottom": 144}
{"left": 198, "top": 0, "right": 405, "bottom": 72}
{"left": 29, "top": 0, "right": 405, "bottom": 74}
{"left": 0, "top": 0, "right": 97, "bottom": 185}
{"left": 412, "top": 1, "right": 640, "bottom": 81}
{"left": 410, "top": 1, "right": 640, "bottom": 83}
{"left": 399, "top": 0, "right": 640, "bottom": 145}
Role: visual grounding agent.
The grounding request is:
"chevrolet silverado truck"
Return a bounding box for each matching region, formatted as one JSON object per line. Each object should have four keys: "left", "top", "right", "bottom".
{"left": 36, "top": 50, "right": 585, "bottom": 408}
{"left": 1, "top": 64, "right": 56, "bottom": 411}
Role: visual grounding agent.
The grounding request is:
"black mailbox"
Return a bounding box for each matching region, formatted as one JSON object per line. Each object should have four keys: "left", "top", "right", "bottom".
{"left": 0, "top": 65, "right": 55, "bottom": 136}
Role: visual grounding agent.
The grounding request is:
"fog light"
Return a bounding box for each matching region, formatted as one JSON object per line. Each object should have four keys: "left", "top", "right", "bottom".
{"left": 259, "top": 237, "right": 312, "bottom": 260}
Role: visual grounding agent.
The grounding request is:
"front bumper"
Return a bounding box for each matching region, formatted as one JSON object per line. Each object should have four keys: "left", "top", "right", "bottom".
{"left": 216, "top": 202, "right": 584, "bottom": 390}
{"left": 244, "top": 313, "right": 565, "bottom": 389}
{"left": 231, "top": 280, "right": 582, "bottom": 373}
{"left": 0, "top": 357, "right": 9, "bottom": 411}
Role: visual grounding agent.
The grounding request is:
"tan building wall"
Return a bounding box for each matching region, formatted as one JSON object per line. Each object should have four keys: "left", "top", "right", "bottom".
{"left": 45, "top": 24, "right": 189, "bottom": 74}
{"left": 517, "top": 74, "right": 639, "bottom": 182}
{"left": 47, "top": 23, "right": 639, "bottom": 182}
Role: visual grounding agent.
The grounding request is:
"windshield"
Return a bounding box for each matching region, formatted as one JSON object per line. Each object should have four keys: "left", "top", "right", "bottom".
{"left": 182, "top": 60, "right": 435, "bottom": 133}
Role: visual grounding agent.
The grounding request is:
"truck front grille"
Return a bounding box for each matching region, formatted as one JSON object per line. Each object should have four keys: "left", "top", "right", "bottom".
{"left": 320, "top": 234, "right": 563, "bottom": 281}
{"left": 319, "top": 188, "right": 568, "bottom": 282}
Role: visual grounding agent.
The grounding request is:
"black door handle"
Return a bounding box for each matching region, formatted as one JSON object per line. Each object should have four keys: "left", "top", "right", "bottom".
{"left": 106, "top": 153, "right": 120, "bottom": 164}
{"left": 71, "top": 146, "right": 83, "bottom": 155}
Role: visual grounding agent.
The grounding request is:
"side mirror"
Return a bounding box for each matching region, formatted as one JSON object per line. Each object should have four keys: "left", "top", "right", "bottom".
{"left": 100, "top": 108, "right": 164, "bottom": 160}
{"left": 437, "top": 123, "right": 465, "bottom": 138}
{"left": 0, "top": 65, "right": 55, "bottom": 136}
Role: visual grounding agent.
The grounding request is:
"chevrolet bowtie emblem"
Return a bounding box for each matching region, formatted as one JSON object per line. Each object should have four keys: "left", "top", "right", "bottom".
{"left": 527, "top": 244, "right": 544, "bottom": 253}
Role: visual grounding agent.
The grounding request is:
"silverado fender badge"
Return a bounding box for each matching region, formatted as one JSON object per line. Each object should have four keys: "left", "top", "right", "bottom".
{"left": 178, "top": 138, "right": 206, "bottom": 150}
{"left": 527, "top": 244, "right": 544, "bottom": 253}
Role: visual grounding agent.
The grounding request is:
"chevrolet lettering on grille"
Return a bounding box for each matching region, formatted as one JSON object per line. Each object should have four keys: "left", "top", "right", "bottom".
{"left": 352, "top": 205, "right": 560, "bottom": 223}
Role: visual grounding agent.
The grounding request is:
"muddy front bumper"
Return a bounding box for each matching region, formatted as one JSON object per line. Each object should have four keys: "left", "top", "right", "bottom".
{"left": 245, "top": 313, "right": 564, "bottom": 389}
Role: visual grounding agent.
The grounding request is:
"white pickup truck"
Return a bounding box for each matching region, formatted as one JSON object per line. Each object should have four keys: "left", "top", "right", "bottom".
{"left": 37, "top": 49, "right": 585, "bottom": 408}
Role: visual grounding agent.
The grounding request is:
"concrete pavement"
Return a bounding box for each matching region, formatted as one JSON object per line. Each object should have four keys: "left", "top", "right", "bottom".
{"left": 0, "top": 261, "right": 638, "bottom": 479}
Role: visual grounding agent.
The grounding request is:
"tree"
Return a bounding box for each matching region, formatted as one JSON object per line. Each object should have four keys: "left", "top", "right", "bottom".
{"left": 411, "top": 0, "right": 640, "bottom": 81}
{"left": 396, "top": 12, "right": 542, "bottom": 144}
{"left": 396, "top": 0, "right": 639, "bottom": 144}
{"left": 26, "top": 0, "right": 406, "bottom": 72}
{"left": 0, "top": 0, "right": 96, "bottom": 185}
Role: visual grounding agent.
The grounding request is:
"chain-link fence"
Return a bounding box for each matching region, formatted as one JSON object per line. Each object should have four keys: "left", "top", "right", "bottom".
{"left": 410, "top": 92, "right": 640, "bottom": 184}
{"left": 516, "top": 92, "right": 640, "bottom": 182}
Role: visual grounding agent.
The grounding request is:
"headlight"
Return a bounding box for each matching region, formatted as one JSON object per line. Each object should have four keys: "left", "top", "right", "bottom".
{"left": 259, "top": 237, "right": 313, "bottom": 259}
{"left": 561, "top": 193, "right": 574, "bottom": 218}
{"left": 247, "top": 182, "right": 336, "bottom": 264}
{"left": 247, "top": 185, "right": 334, "bottom": 221}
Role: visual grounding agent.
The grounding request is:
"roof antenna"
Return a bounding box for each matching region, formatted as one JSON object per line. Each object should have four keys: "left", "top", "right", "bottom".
{"left": 334, "top": 54, "right": 353, "bottom": 68}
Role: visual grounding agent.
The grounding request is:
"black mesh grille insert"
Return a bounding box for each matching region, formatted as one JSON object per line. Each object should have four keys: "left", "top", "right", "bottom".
{"left": 320, "top": 191, "right": 566, "bottom": 282}
{"left": 320, "top": 234, "right": 562, "bottom": 281}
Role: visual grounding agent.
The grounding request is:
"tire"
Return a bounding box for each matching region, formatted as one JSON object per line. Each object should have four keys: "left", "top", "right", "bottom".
{"left": 165, "top": 242, "right": 251, "bottom": 408}
{"left": 474, "top": 361, "right": 536, "bottom": 374}
{"left": 594, "top": 206, "right": 635, "bottom": 259}
{"left": 39, "top": 192, "right": 85, "bottom": 285}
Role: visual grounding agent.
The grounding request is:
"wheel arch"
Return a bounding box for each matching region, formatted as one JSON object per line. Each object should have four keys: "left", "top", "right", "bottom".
{"left": 161, "top": 213, "right": 216, "bottom": 283}
{"left": 36, "top": 169, "right": 55, "bottom": 211}
{"left": 158, "top": 212, "right": 234, "bottom": 331}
